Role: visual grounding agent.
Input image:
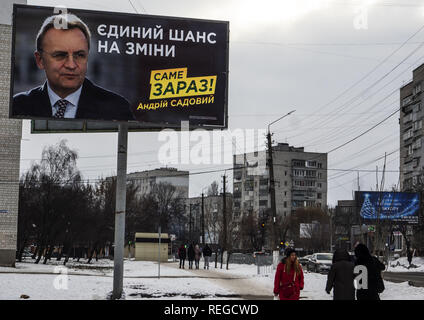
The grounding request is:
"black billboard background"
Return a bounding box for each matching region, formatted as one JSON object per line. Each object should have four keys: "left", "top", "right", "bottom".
{"left": 10, "top": 4, "right": 229, "bottom": 129}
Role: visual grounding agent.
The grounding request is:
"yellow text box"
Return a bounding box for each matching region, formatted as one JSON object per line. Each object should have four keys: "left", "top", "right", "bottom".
{"left": 150, "top": 68, "right": 188, "bottom": 84}
{"left": 150, "top": 74, "right": 217, "bottom": 100}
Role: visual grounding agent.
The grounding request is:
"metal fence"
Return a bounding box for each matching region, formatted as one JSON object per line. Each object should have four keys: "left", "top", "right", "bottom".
{"left": 208, "top": 253, "right": 282, "bottom": 275}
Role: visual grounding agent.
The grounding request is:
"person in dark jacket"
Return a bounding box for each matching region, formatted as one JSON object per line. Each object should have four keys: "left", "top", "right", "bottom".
{"left": 187, "top": 244, "right": 195, "bottom": 269}
{"left": 178, "top": 244, "right": 186, "bottom": 269}
{"left": 325, "top": 249, "right": 355, "bottom": 300}
{"left": 203, "top": 244, "right": 212, "bottom": 269}
{"left": 354, "top": 243, "right": 386, "bottom": 300}
{"left": 194, "top": 244, "right": 201, "bottom": 269}
{"left": 407, "top": 248, "right": 413, "bottom": 267}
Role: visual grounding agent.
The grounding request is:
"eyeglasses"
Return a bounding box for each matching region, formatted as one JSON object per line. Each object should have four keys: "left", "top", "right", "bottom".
{"left": 39, "top": 50, "right": 88, "bottom": 63}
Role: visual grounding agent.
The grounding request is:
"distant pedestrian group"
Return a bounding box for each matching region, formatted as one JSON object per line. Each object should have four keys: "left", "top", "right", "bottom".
{"left": 178, "top": 243, "right": 213, "bottom": 270}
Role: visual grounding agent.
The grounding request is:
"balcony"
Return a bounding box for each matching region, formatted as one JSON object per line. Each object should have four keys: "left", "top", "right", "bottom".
{"left": 259, "top": 190, "right": 269, "bottom": 197}
{"left": 403, "top": 113, "right": 413, "bottom": 124}
{"left": 403, "top": 130, "right": 413, "bottom": 141}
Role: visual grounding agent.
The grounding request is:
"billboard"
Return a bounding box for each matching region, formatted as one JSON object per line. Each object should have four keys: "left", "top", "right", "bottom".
{"left": 299, "top": 223, "right": 312, "bottom": 239}
{"left": 9, "top": 5, "right": 229, "bottom": 130}
{"left": 355, "top": 191, "right": 420, "bottom": 225}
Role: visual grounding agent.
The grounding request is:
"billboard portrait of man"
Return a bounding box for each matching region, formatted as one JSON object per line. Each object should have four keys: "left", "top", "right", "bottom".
{"left": 12, "top": 13, "right": 135, "bottom": 121}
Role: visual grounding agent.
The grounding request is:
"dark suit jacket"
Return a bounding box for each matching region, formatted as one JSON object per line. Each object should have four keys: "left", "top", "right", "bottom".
{"left": 12, "top": 78, "right": 135, "bottom": 121}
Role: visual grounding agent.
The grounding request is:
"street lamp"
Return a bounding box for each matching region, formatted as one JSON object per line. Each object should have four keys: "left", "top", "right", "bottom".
{"left": 266, "top": 110, "right": 296, "bottom": 252}
{"left": 267, "top": 110, "right": 296, "bottom": 134}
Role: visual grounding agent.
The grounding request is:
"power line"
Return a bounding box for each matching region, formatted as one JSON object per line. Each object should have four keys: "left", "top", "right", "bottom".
{"left": 284, "top": 22, "right": 424, "bottom": 145}
{"left": 326, "top": 107, "right": 400, "bottom": 154}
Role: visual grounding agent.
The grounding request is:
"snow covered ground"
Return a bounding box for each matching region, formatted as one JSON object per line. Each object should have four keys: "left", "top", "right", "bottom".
{"left": 387, "top": 256, "right": 424, "bottom": 272}
{"left": 1, "top": 258, "right": 423, "bottom": 300}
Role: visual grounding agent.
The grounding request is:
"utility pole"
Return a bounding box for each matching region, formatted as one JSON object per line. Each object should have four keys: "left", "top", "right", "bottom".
{"left": 112, "top": 123, "right": 128, "bottom": 300}
{"left": 222, "top": 175, "right": 227, "bottom": 252}
{"left": 374, "top": 153, "right": 387, "bottom": 255}
{"left": 266, "top": 110, "right": 295, "bottom": 251}
{"left": 189, "top": 203, "right": 192, "bottom": 244}
{"left": 376, "top": 166, "right": 379, "bottom": 191}
{"left": 267, "top": 130, "right": 277, "bottom": 250}
{"left": 357, "top": 171, "right": 360, "bottom": 192}
{"left": 202, "top": 193, "right": 205, "bottom": 246}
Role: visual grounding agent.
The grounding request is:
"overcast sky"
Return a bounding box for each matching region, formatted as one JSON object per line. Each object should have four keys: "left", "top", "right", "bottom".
{"left": 18, "top": 0, "right": 424, "bottom": 205}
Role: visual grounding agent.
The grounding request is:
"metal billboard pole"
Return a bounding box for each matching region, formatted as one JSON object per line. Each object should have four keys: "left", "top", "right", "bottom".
{"left": 112, "top": 123, "right": 128, "bottom": 299}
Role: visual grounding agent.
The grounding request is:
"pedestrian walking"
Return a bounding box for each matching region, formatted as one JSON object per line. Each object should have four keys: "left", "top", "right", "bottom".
{"left": 187, "top": 244, "right": 195, "bottom": 269}
{"left": 407, "top": 247, "right": 413, "bottom": 267}
{"left": 325, "top": 249, "right": 355, "bottom": 300}
{"left": 273, "top": 248, "right": 304, "bottom": 300}
{"left": 203, "top": 244, "right": 212, "bottom": 269}
{"left": 178, "top": 244, "right": 186, "bottom": 269}
{"left": 354, "top": 243, "right": 386, "bottom": 300}
{"left": 194, "top": 244, "right": 201, "bottom": 269}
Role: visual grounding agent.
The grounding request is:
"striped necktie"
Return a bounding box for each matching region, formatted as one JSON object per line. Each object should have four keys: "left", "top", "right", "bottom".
{"left": 54, "top": 99, "right": 68, "bottom": 118}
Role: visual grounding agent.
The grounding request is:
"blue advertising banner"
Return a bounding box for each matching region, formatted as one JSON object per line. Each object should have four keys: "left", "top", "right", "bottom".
{"left": 355, "top": 191, "right": 420, "bottom": 224}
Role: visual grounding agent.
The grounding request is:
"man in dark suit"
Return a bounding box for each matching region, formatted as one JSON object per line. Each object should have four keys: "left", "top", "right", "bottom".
{"left": 12, "top": 13, "right": 135, "bottom": 121}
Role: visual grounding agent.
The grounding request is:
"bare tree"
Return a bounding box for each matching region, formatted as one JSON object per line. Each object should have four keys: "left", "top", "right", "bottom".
{"left": 207, "top": 181, "right": 219, "bottom": 196}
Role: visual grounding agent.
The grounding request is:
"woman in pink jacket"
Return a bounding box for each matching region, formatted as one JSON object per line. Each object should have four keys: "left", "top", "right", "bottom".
{"left": 273, "top": 248, "right": 304, "bottom": 300}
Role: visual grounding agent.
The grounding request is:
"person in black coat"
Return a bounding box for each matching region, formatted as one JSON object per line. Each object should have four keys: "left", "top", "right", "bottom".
{"left": 187, "top": 244, "right": 195, "bottom": 269}
{"left": 178, "top": 244, "right": 186, "bottom": 269}
{"left": 354, "top": 243, "right": 386, "bottom": 300}
{"left": 203, "top": 244, "right": 212, "bottom": 270}
{"left": 325, "top": 249, "right": 355, "bottom": 300}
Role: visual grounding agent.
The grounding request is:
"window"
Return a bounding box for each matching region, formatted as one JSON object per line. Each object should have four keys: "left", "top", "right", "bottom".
{"left": 284, "top": 181, "right": 288, "bottom": 186}
{"left": 307, "top": 161, "right": 317, "bottom": 167}
{"left": 317, "top": 193, "right": 322, "bottom": 199}
{"left": 284, "top": 201, "right": 287, "bottom": 208}
{"left": 293, "top": 160, "right": 305, "bottom": 167}
{"left": 305, "top": 180, "right": 316, "bottom": 187}
{"left": 259, "top": 200, "right": 268, "bottom": 207}
{"left": 408, "top": 144, "right": 413, "bottom": 156}
{"left": 285, "top": 171, "right": 287, "bottom": 176}
{"left": 318, "top": 183, "right": 322, "bottom": 188}
{"left": 413, "top": 120, "right": 422, "bottom": 131}
{"left": 404, "top": 130, "right": 413, "bottom": 140}
{"left": 295, "top": 180, "right": 304, "bottom": 186}
{"left": 414, "top": 83, "right": 422, "bottom": 95}
{"left": 284, "top": 191, "right": 287, "bottom": 196}
{"left": 318, "top": 163, "right": 323, "bottom": 168}
{"left": 403, "top": 96, "right": 412, "bottom": 107}
{"left": 318, "top": 172, "right": 323, "bottom": 179}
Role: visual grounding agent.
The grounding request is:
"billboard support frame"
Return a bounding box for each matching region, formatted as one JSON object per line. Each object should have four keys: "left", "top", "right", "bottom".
{"left": 112, "top": 123, "right": 128, "bottom": 300}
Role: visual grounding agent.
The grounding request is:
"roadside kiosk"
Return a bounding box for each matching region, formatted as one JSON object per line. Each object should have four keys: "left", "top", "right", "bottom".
{"left": 135, "top": 232, "right": 169, "bottom": 262}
